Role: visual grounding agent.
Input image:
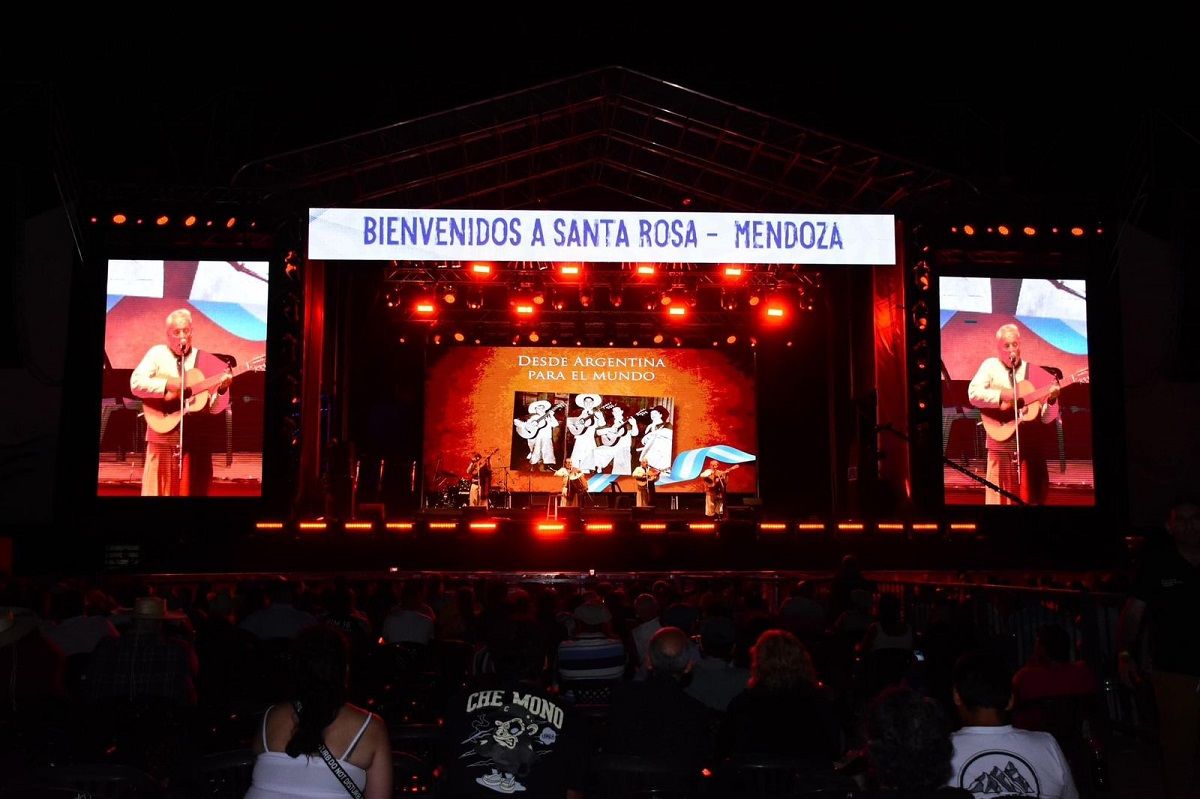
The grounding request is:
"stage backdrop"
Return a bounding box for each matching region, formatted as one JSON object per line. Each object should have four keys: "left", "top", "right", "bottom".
{"left": 423, "top": 347, "right": 758, "bottom": 496}
{"left": 939, "top": 275, "right": 1093, "bottom": 506}
{"left": 98, "top": 259, "right": 269, "bottom": 497}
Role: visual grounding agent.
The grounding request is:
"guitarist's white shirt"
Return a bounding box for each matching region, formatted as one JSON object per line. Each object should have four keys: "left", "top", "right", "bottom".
{"left": 968, "top": 357, "right": 1060, "bottom": 434}
{"left": 131, "top": 344, "right": 196, "bottom": 398}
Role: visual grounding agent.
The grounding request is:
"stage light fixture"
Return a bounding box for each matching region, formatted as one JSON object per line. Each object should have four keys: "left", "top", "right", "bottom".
{"left": 514, "top": 303, "right": 535, "bottom": 315}
{"left": 912, "top": 260, "right": 931, "bottom": 292}
{"left": 453, "top": 332, "right": 466, "bottom": 342}
{"left": 529, "top": 331, "right": 540, "bottom": 343}
{"left": 415, "top": 300, "right": 436, "bottom": 315}
{"left": 155, "top": 215, "right": 169, "bottom": 226}
{"left": 726, "top": 335, "right": 737, "bottom": 344}
{"left": 441, "top": 284, "right": 458, "bottom": 304}
{"left": 668, "top": 305, "right": 686, "bottom": 317}
{"left": 722, "top": 264, "right": 744, "bottom": 278}
{"left": 963, "top": 224, "right": 976, "bottom": 236}
{"left": 720, "top": 289, "right": 739, "bottom": 311}
{"left": 911, "top": 300, "right": 930, "bottom": 332}
{"left": 384, "top": 288, "right": 402, "bottom": 308}
{"left": 660, "top": 292, "right": 672, "bottom": 306}
{"left": 636, "top": 263, "right": 656, "bottom": 276}
{"left": 559, "top": 263, "right": 582, "bottom": 278}
{"left": 470, "top": 262, "right": 494, "bottom": 276}
{"left": 184, "top": 215, "right": 197, "bottom": 227}
{"left": 1070, "top": 227, "right": 1085, "bottom": 237}
{"left": 998, "top": 225, "right": 1011, "bottom": 236}
{"left": 112, "top": 213, "right": 127, "bottom": 224}
{"left": 609, "top": 287, "right": 624, "bottom": 308}
{"left": 549, "top": 289, "right": 565, "bottom": 310}
{"left": 579, "top": 287, "right": 593, "bottom": 308}
{"left": 652, "top": 333, "right": 664, "bottom": 344}
{"left": 466, "top": 288, "right": 484, "bottom": 310}
{"left": 747, "top": 290, "right": 762, "bottom": 307}
{"left": 225, "top": 217, "right": 237, "bottom": 228}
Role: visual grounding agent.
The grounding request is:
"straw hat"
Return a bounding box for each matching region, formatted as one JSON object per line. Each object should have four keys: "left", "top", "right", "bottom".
{"left": 528, "top": 400, "right": 551, "bottom": 415}
{"left": 574, "top": 393, "right": 601, "bottom": 408}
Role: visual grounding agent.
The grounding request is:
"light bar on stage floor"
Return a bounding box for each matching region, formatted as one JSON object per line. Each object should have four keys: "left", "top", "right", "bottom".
{"left": 877, "top": 523, "right": 906, "bottom": 533}
{"left": 584, "top": 522, "right": 614, "bottom": 534}
{"left": 344, "top": 521, "right": 374, "bottom": 532}
{"left": 385, "top": 521, "right": 415, "bottom": 532}
{"left": 468, "top": 521, "right": 498, "bottom": 534}
{"left": 796, "top": 522, "right": 826, "bottom": 532}
{"left": 912, "top": 523, "right": 940, "bottom": 534}
{"left": 836, "top": 522, "right": 865, "bottom": 533}
{"left": 757, "top": 522, "right": 789, "bottom": 533}
{"left": 688, "top": 522, "right": 716, "bottom": 533}
{"left": 255, "top": 521, "right": 285, "bottom": 531}
{"left": 298, "top": 521, "right": 327, "bottom": 532}
{"left": 949, "top": 522, "right": 978, "bottom": 533}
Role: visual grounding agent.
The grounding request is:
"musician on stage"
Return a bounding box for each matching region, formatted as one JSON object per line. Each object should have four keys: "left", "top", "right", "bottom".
{"left": 465, "top": 449, "right": 496, "bottom": 508}
{"left": 514, "top": 399, "right": 559, "bottom": 470}
{"left": 700, "top": 459, "right": 736, "bottom": 520}
{"left": 632, "top": 457, "right": 660, "bottom": 508}
{"left": 968, "top": 323, "right": 1060, "bottom": 505}
{"left": 555, "top": 459, "right": 588, "bottom": 508}
{"left": 130, "top": 308, "right": 232, "bottom": 496}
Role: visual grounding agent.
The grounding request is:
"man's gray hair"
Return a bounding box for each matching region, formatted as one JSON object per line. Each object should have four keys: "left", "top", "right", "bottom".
{"left": 995, "top": 323, "right": 1019, "bottom": 340}
{"left": 166, "top": 308, "right": 193, "bottom": 328}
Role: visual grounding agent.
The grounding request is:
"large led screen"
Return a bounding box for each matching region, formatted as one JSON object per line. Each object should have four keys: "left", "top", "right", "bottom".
{"left": 423, "top": 347, "right": 758, "bottom": 502}
{"left": 940, "top": 276, "right": 1093, "bottom": 506}
{"left": 98, "top": 259, "right": 269, "bottom": 497}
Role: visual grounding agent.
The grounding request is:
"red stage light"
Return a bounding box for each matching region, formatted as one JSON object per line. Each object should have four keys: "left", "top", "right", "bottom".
{"left": 652, "top": 334, "right": 664, "bottom": 344}
{"left": 997, "top": 225, "right": 1010, "bottom": 236}
{"left": 225, "top": 217, "right": 237, "bottom": 228}
{"left": 155, "top": 215, "right": 169, "bottom": 226}
{"left": 668, "top": 306, "right": 686, "bottom": 317}
{"left": 559, "top": 263, "right": 581, "bottom": 277}
{"left": 1023, "top": 226, "right": 1037, "bottom": 236}
{"left": 1070, "top": 227, "right": 1085, "bottom": 237}
{"left": 636, "top": 264, "right": 656, "bottom": 276}
{"left": 726, "top": 335, "right": 737, "bottom": 344}
{"left": 722, "top": 264, "right": 744, "bottom": 278}
{"left": 453, "top": 332, "right": 466, "bottom": 342}
{"left": 529, "top": 331, "right": 540, "bottom": 343}
{"left": 765, "top": 306, "right": 785, "bottom": 319}
{"left": 415, "top": 302, "right": 436, "bottom": 314}
{"left": 963, "top": 224, "right": 976, "bottom": 236}
{"left": 112, "top": 214, "right": 127, "bottom": 225}
{"left": 515, "top": 304, "right": 535, "bottom": 315}
{"left": 470, "top": 262, "right": 493, "bottom": 276}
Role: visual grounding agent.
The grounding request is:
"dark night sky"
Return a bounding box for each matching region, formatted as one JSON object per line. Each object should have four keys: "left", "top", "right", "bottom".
{"left": 8, "top": 15, "right": 1193, "bottom": 210}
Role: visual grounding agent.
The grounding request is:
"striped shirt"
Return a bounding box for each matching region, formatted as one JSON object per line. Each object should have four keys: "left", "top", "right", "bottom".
{"left": 557, "top": 632, "right": 626, "bottom": 682}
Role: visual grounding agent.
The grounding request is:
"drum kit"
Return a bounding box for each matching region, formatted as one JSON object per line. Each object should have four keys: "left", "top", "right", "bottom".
{"left": 429, "top": 466, "right": 511, "bottom": 509}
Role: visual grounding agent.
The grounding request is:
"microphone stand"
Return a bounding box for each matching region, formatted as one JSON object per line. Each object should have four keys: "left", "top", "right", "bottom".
{"left": 1009, "top": 359, "right": 1022, "bottom": 498}
{"left": 177, "top": 349, "right": 187, "bottom": 495}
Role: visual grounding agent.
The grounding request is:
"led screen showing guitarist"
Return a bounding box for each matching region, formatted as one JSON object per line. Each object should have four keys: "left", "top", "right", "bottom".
{"left": 130, "top": 308, "right": 265, "bottom": 496}
{"left": 513, "top": 399, "right": 564, "bottom": 470}
{"left": 968, "top": 323, "right": 1068, "bottom": 506}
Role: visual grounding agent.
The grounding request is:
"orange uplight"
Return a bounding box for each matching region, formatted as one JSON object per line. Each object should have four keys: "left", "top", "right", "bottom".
{"left": 949, "top": 522, "right": 978, "bottom": 532}
{"left": 912, "top": 523, "right": 940, "bottom": 533}
{"left": 156, "top": 215, "right": 169, "bottom": 226}
{"left": 797, "top": 522, "right": 826, "bottom": 532}
{"left": 515, "top": 304, "right": 535, "bottom": 315}
{"left": 415, "top": 302, "right": 436, "bottom": 314}
{"left": 877, "top": 523, "right": 905, "bottom": 533}
{"left": 837, "top": 522, "right": 865, "bottom": 532}
{"left": 962, "top": 224, "right": 976, "bottom": 236}
{"left": 470, "top": 262, "right": 493, "bottom": 276}
{"left": 112, "top": 214, "right": 127, "bottom": 224}
{"left": 639, "top": 522, "right": 667, "bottom": 532}
{"left": 184, "top": 215, "right": 197, "bottom": 227}
{"left": 758, "top": 522, "right": 789, "bottom": 532}
{"left": 584, "top": 522, "right": 614, "bottom": 535}
{"left": 429, "top": 522, "right": 458, "bottom": 531}
{"left": 385, "top": 522, "right": 415, "bottom": 532}
{"left": 997, "top": 225, "right": 1010, "bottom": 236}
{"left": 344, "top": 521, "right": 373, "bottom": 532}
{"left": 722, "top": 264, "right": 744, "bottom": 278}
{"left": 298, "top": 521, "right": 327, "bottom": 532}
{"left": 255, "top": 521, "right": 284, "bottom": 531}
{"left": 689, "top": 522, "right": 716, "bottom": 533}
{"left": 468, "top": 522, "right": 497, "bottom": 534}
{"left": 636, "top": 264, "right": 656, "bottom": 276}
{"left": 559, "top": 263, "right": 581, "bottom": 277}
{"left": 1023, "top": 226, "right": 1036, "bottom": 236}
{"left": 668, "top": 306, "right": 686, "bottom": 316}
{"left": 536, "top": 522, "right": 566, "bottom": 536}
{"left": 1070, "top": 227, "right": 1085, "bottom": 237}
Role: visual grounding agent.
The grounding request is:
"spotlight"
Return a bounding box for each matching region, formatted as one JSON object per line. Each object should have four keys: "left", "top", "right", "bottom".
{"left": 559, "top": 263, "right": 582, "bottom": 278}
{"left": 1023, "top": 226, "right": 1037, "bottom": 236}
{"left": 1070, "top": 227, "right": 1085, "bottom": 237}
{"left": 466, "top": 288, "right": 484, "bottom": 310}
{"left": 112, "top": 213, "right": 127, "bottom": 225}
{"left": 912, "top": 260, "right": 931, "bottom": 291}
{"left": 720, "top": 290, "right": 739, "bottom": 311}
{"left": 579, "top": 287, "right": 593, "bottom": 308}
{"left": 998, "top": 225, "right": 1011, "bottom": 236}
{"left": 441, "top": 285, "right": 458, "bottom": 304}
{"left": 155, "top": 215, "right": 169, "bottom": 226}
{"left": 963, "top": 224, "right": 976, "bottom": 236}
{"left": 911, "top": 300, "right": 930, "bottom": 331}
{"left": 415, "top": 300, "right": 436, "bottom": 316}
{"left": 470, "top": 262, "right": 494, "bottom": 276}
{"left": 747, "top": 290, "right": 762, "bottom": 307}
{"left": 184, "top": 215, "right": 197, "bottom": 227}
{"left": 453, "top": 332, "right": 466, "bottom": 342}
{"left": 652, "top": 333, "right": 665, "bottom": 344}
{"left": 660, "top": 293, "right": 672, "bottom": 306}
{"left": 668, "top": 306, "right": 686, "bottom": 318}
{"left": 225, "top": 217, "right": 237, "bottom": 228}
{"left": 722, "top": 264, "right": 744, "bottom": 279}
{"left": 726, "top": 335, "right": 737, "bottom": 344}
{"left": 609, "top": 287, "right": 624, "bottom": 308}
{"left": 529, "top": 331, "right": 540, "bottom": 343}
{"left": 636, "top": 263, "right": 656, "bottom": 276}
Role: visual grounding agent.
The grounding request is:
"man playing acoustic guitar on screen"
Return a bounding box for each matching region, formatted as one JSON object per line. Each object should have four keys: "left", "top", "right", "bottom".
{"left": 130, "top": 308, "right": 264, "bottom": 496}
{"left": 968, "top": 323, "right": 1089, "bottom": 506}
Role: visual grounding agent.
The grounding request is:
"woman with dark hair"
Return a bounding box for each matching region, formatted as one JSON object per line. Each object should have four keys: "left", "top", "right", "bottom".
{"left": 718, "top": 629, "right": 842, "bottom": 764}
{"left": 861, "top": 687, "right": 972, "bottom": 797}
{"left": 636, "top": 405, "right": 673, "bottom": 475}
{"left": 245, "top": 625, "right": 391, "bottom": 798}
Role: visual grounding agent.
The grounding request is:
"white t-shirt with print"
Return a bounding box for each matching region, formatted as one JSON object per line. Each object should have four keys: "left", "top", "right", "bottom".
{"left": 949, "top": 725, "right": 1078, "bottom": 798}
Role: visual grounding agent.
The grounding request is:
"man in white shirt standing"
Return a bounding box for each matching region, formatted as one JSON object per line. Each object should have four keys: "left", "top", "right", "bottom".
{"left": 948, "top": 650, "right": 1078, "bottom": 798}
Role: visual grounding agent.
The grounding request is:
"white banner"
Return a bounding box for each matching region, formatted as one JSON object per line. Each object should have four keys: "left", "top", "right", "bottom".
{"left": 308, "top": 208, "right": 895, "bottom": 265}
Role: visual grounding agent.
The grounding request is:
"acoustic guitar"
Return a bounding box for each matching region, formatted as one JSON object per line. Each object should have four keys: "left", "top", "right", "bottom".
{"left": 142, "top": 354, "right": 266, "bottom": 434}
{"left": 702, "top": 463, "right": 740, "bottom": 497}
{"left": 515, "top": 401, "right": 565, "bottom": 440}
{"left": 979, "top": 367, "right": 1089, "bottom": 442}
